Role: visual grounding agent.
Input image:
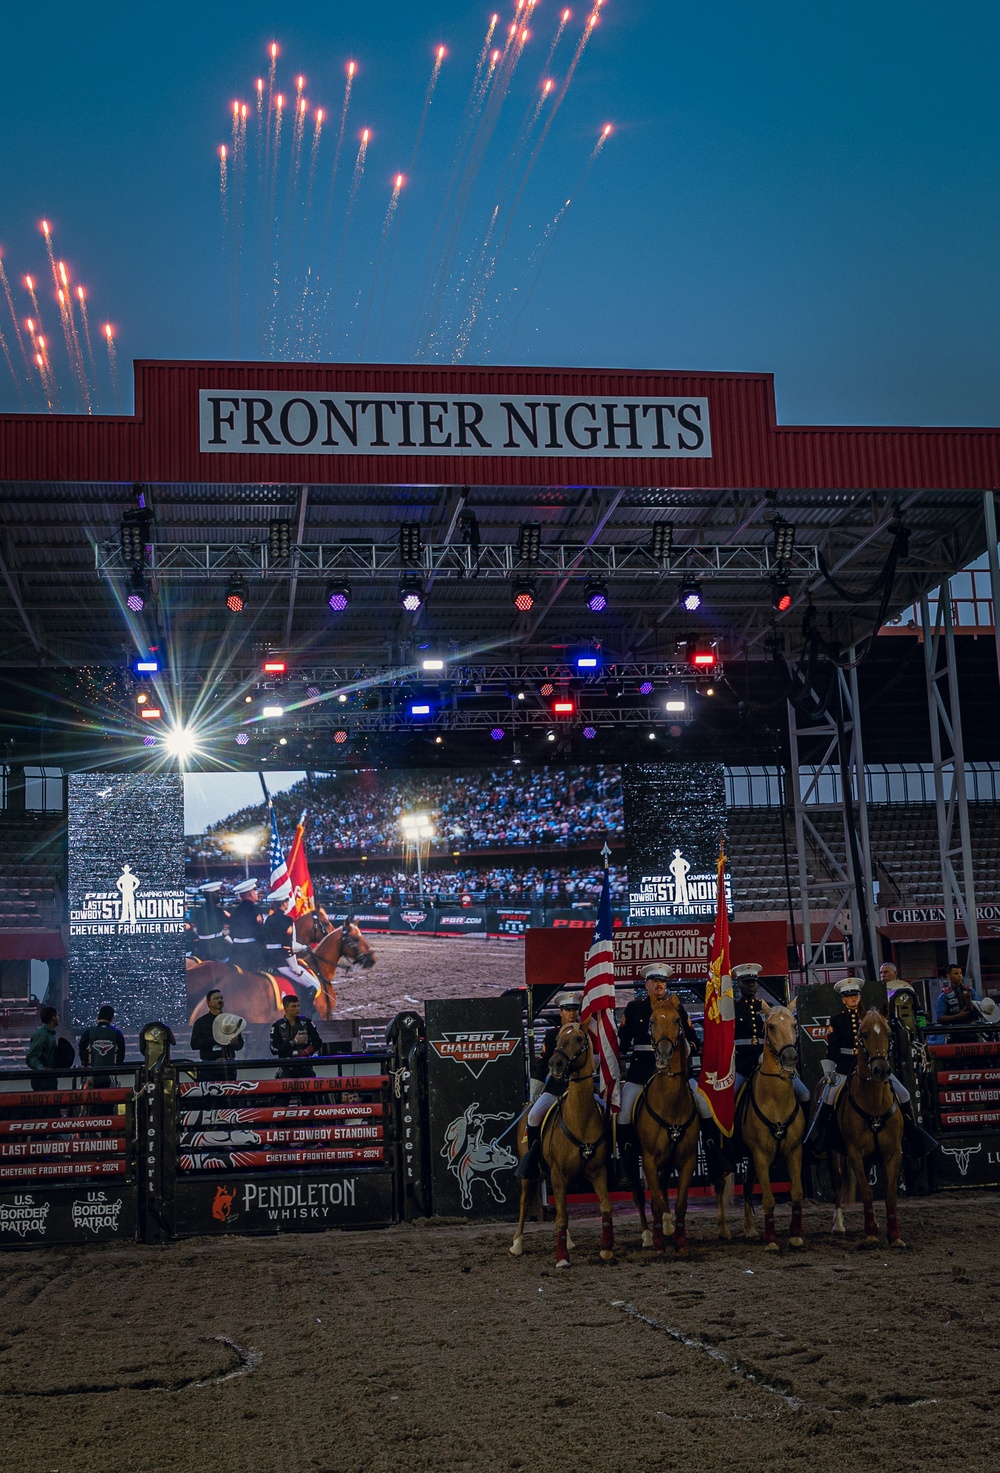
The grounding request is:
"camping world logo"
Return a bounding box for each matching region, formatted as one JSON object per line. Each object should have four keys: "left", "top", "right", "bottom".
{"left": 428, "top": 1031, "right": 519, "bottom": 1079}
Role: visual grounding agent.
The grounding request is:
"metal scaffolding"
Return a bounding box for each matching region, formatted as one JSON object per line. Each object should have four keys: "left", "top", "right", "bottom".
{"left": 920, "top": 590, "right": 981, "bottom": 978}
{"left": 787, "top": 656, "right": 879, "bottom": 983}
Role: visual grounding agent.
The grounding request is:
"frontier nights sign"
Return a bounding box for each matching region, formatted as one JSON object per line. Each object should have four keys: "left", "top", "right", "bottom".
{"left": 199, "top": 390, "right": 713, "bottom": 458}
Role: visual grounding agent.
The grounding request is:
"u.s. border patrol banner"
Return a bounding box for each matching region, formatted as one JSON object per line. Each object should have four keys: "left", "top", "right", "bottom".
{"left": 200, "top": 391, "right": 712, "bottom": 458}
{"left": 67, "top": 774, "right": 187, "bottom": 1029}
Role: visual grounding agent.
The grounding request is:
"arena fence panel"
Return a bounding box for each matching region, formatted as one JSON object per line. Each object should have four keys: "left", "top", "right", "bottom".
{"left": 926, "top": 1033, "right": 1000, "bottom": 1189}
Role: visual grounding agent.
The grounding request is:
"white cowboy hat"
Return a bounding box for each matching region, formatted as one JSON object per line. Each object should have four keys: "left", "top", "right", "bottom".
{"left": 212, "top": 1012, "right": 247, "bottom": 1045}
{"left": 233, "top": 879, "right": 259, "bottom": 896}
{"left": 642, "top": 962, "right": 676, "bottom": 983}
{"left": 553, "top": 992, "right": 581, "bottom": 1009}
{"left": 835, "top": 976, "right": 865, "bottom": 995}
{"left": 975, "top": 998, "right": 1000, "bottom": 1026}
{"left": 732, "top": 962, "right": 763, "bottom": 980}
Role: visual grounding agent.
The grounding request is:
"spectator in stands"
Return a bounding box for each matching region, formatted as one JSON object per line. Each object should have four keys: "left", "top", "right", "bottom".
{"left": 79, "top": 1004, "right": 126, "bottom": 1089}
{"left": 880, "top": 962, "right": 900, "bottom": 986}
{"left": 935, "top": 963, "right": 982, "bottom": 1029}
{"left": 25, "top": 1005, "right": 59, "bottom": 1092}
{"left": 269, "top": 994, "right": 322, "bottom": 1079}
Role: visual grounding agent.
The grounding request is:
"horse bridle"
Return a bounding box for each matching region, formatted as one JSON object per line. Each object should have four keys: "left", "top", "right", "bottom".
{"left": 649, "top": 1013, "right": 687, "bottom": 1075}
{"left": 855, "top": 1014, "right": 891, "bottom": 1080}
{"left": 549, "top": 1030, "right": 594, "bottom": 1083}
{"left": 760, "top": 1016, "right": 799, "bottom": 1078}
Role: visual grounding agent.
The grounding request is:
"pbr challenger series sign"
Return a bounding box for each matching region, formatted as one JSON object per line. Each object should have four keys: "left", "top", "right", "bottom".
{"left": 199, "top": 391, "right": 712, "bottom": 458}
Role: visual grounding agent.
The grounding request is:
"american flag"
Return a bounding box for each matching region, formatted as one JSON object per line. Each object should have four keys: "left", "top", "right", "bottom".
{"left": 267, "top": 805, "right": 291, "bottom": 902}
{"left": 580, "top": 867, "right": 620, "bottom": 1111}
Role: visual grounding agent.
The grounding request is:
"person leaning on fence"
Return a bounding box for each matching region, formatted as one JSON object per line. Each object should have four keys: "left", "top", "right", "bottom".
{"left": 26, "top": 1006, "right": 59, "bottom": 1092}
{"left": 79, "top": 1004, "right": 126, "bottom": 1089}
{"left": 805, "top": 976, "right": 937, "bottom": 1158}
{"left": 270, "top": 994, "right": 323, "bottom": 1079}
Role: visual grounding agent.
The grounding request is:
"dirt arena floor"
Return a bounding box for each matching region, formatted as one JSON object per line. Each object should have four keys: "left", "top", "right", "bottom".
{"left": 329, "top": 933, "right": 525, "bottom": 1019}
{"left": 1, "top": 1192, "right": 997, "bottom": 1473}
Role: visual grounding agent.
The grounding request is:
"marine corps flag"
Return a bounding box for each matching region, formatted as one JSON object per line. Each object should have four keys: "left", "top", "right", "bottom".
{"left": 285, "top": 811, "right": 315, "bottom": 918}
{"left": 697, "top": 843, "right": 736, "bottom": 1135}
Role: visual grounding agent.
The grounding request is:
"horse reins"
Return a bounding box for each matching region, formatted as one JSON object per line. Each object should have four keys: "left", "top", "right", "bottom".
{"left": 750, "top": 1015, "right": 803, "bottom": 1142}
{"left": 551, "top": 1032, "right": 604, "bottom": 1162}
{"left": 635, "top": 1014, "right": 696, "bottom": 1147}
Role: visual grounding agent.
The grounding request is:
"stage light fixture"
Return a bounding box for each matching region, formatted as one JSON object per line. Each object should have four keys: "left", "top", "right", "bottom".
{"left": 490, "top": 727, "right": 505, "bottom": 741}
{"left": 638, "top": 679, "right": 654, "bottom": 695}
{"left": 278, "top": 737, "right": 287, "bottom": 746}
{"left": 334, "top": 729, "right": 348, "bottom": 744}
{"left": 512, "top": 581, "right": 536, "bottom": 613}
{"left": 126, "top": 572, "right": 146, "bottom": 613}
{"left": 689, "top": 647, "right": 717, "bottom": 668}
{"left": 326, "top": 582, "right": 351, "bottom": 612}
{"left": 263, "top": 659, "right": 286, "bottom": 674}
{"left": 134, "top": 658, "right": 159, "bottom": 675}
{"left": 679, "top": 578, "right": 702, "bottom": 612}
{"left": 262, "top": 704, "right": 284, "bottom": 719}
{"left": 163, "top": 726, "right": 200, "bottom": 762}
{"left": 306, "top": 686, "right": 321, "bottom": 700}
{"left": 576, "top": 655, "right": 599, "bottom": 671}
{"left": 136, "top": 693, "right": 148, "bottom": 706}
{"left": 337, "top": 692, "right": 349, "bottom": 704}
{"left": 140, "top": 706, "right": 162, "bottom": 720}
{"left": 517, "top": 522, "right": 541, "bottom": 564}
{"left": 539, "top": 682, "right": 554, "bottom": 696}
{"left": 553, "top": 699, "right": 575, "bottom": 715}
{"left": 410, "top": 702, "right": 432, "bottom": 716}
{"left": 546, "top": 731, "right": 556, "bottom": 742}
{"left": 422, "top": 657, "right": 445, "bottom": 672}
{"left": 235, "top": 732, "right": 249, "bottom": 746}
{"left": 584, "top": 579, "right": 608, "bottom": 613}
{"left": 119, "top": 509, "right": 149, "bottom": 569}
{"left": 650, "top": 522, "right": 673, "bottom": 561}
{"left": 665, "top": 697, "right": 687, "bottom": 713}
{"left": 400, "top": 577, "right": 424, "bottom": 613}
{"left": 583, "top": 726, "right": 597, "bottom": 739}
{"left": 142, "top": 734, "right": 156, "bottom": 747}
{"left": 268, "top": 519, "right": 292, "bottom": 562}
{"left": 771, "top": 516, "right": 795, "bottom": 565}
{"left": 399, "top": 524, "right": 423, "bottom": 567}
{"left": 225, "top": 577, "right": 248, "bottom": 614}
{"left": 771, "top": 575, "right": 793, "bottom": 613}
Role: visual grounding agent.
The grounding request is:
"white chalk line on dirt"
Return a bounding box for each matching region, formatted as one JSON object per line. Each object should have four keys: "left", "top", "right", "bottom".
{"left": 611, "top": 1301, "right": 805, "bottom": 1410}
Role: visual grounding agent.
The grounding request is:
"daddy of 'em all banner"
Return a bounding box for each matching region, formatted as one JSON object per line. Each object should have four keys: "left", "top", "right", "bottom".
{"left": 200, "top": 391, "right": 712, "bottom": 458}
{"left": 622, "top": 762, "right": 732, "bottom": 922}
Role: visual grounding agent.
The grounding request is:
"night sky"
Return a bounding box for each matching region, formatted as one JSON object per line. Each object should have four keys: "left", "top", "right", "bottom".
{"left": 0, "top": 1, "right": 996, "bottom": 426}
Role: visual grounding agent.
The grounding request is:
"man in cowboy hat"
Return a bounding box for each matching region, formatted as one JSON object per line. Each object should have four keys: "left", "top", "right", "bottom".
{"left": 190, "top": 987, "right": 246, "bottom": 1079}
{"left": 805, "top": 977, "right": 935, "bottom": 1156}
{"left": 193, "top": 882, "right": 230, "bottom": 962}
{"left": 228, "top": 878, "right": 266, "bottom": 971}
{"left": 518, "top": 992, "right": 587, "bottom": 1180}
{"left": 616, "top": 962, "right": 728, "bottom": 1185}
{"left": 732, "top": 962, "right": 809, "bottom": 1103}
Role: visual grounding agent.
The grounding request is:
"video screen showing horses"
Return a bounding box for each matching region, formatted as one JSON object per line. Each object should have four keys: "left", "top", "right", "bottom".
{"left": 184, "top": 766, "right": 624, "bottom": 1021}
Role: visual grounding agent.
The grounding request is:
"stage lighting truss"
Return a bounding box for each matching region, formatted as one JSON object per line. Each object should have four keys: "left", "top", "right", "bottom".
{"left": 267, "top": 519, "right": 293, "bottom": 563}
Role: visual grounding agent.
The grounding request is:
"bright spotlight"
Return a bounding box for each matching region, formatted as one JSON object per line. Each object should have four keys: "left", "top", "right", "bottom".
{"left": 162, "top": 726, "right": 201, "bottom": 762}
{"left": 326, "top": 582, "right": 351, "bottom": 612}
{"left": 584, "top": 578, "right": 608, "bottom": 613}
{"left": 679, "top": 578, "right": 702, "bottom": 612}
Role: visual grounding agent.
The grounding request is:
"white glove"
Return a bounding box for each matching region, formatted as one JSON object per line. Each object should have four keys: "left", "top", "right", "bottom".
{"left": 820, "top": 1057, "right": 836, "bottom": 1078}
{"left": 290, "top": 937, "right": 307, "bottom": 954}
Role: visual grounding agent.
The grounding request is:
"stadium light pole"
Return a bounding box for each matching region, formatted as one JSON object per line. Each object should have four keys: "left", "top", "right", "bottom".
{"left": 400, "top": 813, "right": 434, "bottom": 904}
{"left": 230, "top": 831, "right": 259, "bottom": 880}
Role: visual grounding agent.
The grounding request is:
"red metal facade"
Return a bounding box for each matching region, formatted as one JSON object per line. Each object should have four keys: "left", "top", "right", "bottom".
{"left": 0, "top": 359, "right": 997, "bottom": 491}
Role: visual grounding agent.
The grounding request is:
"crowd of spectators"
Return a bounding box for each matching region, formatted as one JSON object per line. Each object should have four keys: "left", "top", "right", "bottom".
{"left": 186, "top": 766, "right": 624, "bottom": 863}
{"left": 311, "top": 862, "right": 629, "bottom": 909}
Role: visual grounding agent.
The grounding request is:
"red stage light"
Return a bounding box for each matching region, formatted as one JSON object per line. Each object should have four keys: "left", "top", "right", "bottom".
{"left": 691, "top": 651, "right": 716, "bottom": 667}
{"left": 263, "top": 660, "right": 286, "bottom": 673}
{"left": 140, "top": 707, "right": 162, "bottom": 720}
{"left": 553, "top": 700, "right": 575, "bottom": 714}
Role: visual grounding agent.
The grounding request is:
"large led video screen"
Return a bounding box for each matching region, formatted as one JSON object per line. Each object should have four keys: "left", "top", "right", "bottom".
{"left": 184, "top": 766, "right": 625, "bottom": 1018}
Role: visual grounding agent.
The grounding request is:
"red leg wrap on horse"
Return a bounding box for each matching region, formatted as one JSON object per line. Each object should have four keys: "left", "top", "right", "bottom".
{"left": 556, "top": 1228, "right": 568, "bottom": 1262}
{"left": 763, "top": 1210, "right": 776, "bottom": 1244}
{"left": 790, "top": 1204, "right": 803, "bottom": 1237}
{"left": 863, "top": 1202, "right": 878, "bottom": 1238}
{"left": 652, "top": 1221, "right": 665, "bottom": 1251}
{"left": 887, "top": 1210, "right": 901, "bottom": 1242}
{"left": 673, "top": 1216, "right": 687, "bottom": 1252}
{"left": 600, "top": 1213, "right": 614, "bottom": 1252}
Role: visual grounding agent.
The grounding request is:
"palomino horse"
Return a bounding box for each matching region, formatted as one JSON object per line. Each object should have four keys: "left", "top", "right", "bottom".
{"left": 830, "top": 1008, "right": 906, "bottom": 1247}
{"left": 715, "top": 1002, "right": 806, "bottom": 1251}
{"left": 632, "top": 995, "right": 702, "bottom": 1255}
{"left": 510, "top": 1023, "right": 614, "bottom": 1268}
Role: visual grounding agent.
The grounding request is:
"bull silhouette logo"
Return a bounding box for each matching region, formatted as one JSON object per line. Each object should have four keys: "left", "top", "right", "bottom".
{"left": 441, "top": 1103, "right": 517, "bottom": 1210}
{"left": 211, "top": 1185, "right": 238, "bottom": 1222}
{"left": 940, "top": 1143, "right": 981, "bottom": 1177}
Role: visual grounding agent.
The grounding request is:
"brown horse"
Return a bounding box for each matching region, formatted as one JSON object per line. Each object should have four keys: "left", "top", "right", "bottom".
{"left": 304, "top": 917, "right": 377, "bottom": 992}
{"left": 510, "top": 1023, "right": 614, "bottom": 1268}
{"left": 830, "top": 1008, "right": 906, "bottom": 1247}
{"left": 186, "top": 959, "right": 291, "bottom": 1026}
{"left": 632, "top": 995, "right": 702, "bottom": 1255}
{"left": 716, "top": 1002, "right": 806, "bottom": 1251}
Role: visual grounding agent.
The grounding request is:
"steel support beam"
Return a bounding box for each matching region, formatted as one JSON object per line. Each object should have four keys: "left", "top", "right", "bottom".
{"left": 920, "top": 590, "right": 981, "bottom": 979}
{"left": 982, "top": 489, "right": 1000, "bottom": 693}
{"left": 786, "top": 658, "right": 878, "bottom": 983}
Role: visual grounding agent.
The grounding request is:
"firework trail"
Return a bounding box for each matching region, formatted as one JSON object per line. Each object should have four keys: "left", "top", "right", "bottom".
{"left": 24, "top": 273, "right": 42, "bottom": 322}
{"left": 408, "top": 46, "right": 446, "bottom": 175}
{"left": 358, "top": 173, "right": 403, "bottom": 358}
{"left": 0, "top": 313, "right": 23, "bottom": 406}
{"left": 27, "top": 325, "right": 56, "bottom": 411}
{"left": 318, "top": 62, "right": 356, "bottom": 271}
{"left": 495, "top": 123, "right": 612, "bottom": 356}
{"left": 58, "top": 260, "right": 94, "bottom": 412}
{"left": 292, "top": 106, "right": 325, "bottom": 343}
{"left": 265, "top": 91, "right": 286, "bottom": 352}
{"left": 219, "top": 144, "right": 229, "bottom": 234}
{"left": 104, "top": 323, "right": 122, "bottom": 411}
{"left": 76, "top": 285, "right": 101, "bottom": 404}
{"left": 41, "top": 225, "right": 85, "bottom": 408}
{"left": 329, "top": 128, "right": 370, "bottom": 341}
{"left": 257, "top": 44, "right": 279, "bottom": 347}
{"left": 0, "top": 253, "right": 34, "bottom": 391}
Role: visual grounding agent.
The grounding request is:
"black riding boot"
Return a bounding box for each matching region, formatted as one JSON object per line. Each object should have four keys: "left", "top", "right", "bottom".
{"left": 804, "top": 1100, "right": 834, "bottom": 1155}
{"left": 900, "top": 1100, "right": 938, "bottom": 1158}
{"left": 616, "top": 1122, "right": 639, "bottom": 1188}
{"left": 699, "top": 1119, "right": 731, "bottom": 1182}
{"left": 516, "top": 1124, "right": 543, "bottom": 1181}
